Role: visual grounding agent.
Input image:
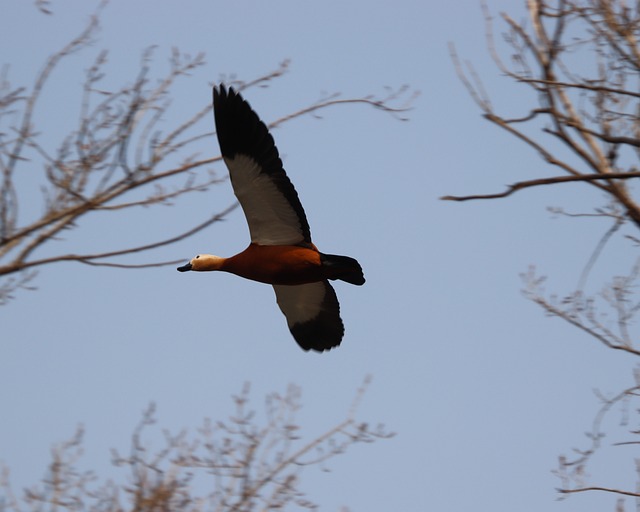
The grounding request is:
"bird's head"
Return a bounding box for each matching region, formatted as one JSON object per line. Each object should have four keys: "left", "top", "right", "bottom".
{"left": 177, "top": 254, "right": 225, "bottom": 272}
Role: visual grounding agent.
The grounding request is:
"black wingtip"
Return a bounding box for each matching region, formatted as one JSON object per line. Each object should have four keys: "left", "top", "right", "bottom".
{"left": 213, "top": 83, "right": 270, "bottom": 161}
{"left": 213, "top": 83, "right": 233, "bottom": 104}
{"left": 290, "top": 317, "right": 344, "bottom": 353}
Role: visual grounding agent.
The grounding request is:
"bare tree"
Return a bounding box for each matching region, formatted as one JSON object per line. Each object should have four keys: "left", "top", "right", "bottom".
{"left": 0, "top": 4, "right": 413, "bottom": 305}
{"left": 0, "top": 379, "right": 391, "bottom": 511}
{"left": 447, "top": 0, "right": 640, "bottom": 507}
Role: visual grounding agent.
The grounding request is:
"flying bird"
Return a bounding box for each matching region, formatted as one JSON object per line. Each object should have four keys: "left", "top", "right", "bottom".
{"left": 177, "top": 85, "right": 365, "bottom": 352}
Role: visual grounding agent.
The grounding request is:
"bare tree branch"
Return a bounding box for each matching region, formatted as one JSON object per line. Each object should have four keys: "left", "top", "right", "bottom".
{"left": 452, "top": 2, "right": 640, "bottom": 505}
{"left": 2, "top": 382, "right": 391, "bottom": 510}
{"left": 447, "top": 0, "right": 640, "bottom": 226}
{"left": 559, "top": 486, "right": 640, "bottom": 498}
{"left": 0, "top": 203, "right": 238, "bottom": 275}
{"left": 442, "top": 172, "right": 640, "bottom": 201}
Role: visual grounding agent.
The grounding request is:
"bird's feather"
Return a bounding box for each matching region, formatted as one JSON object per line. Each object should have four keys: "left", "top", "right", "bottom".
{"left": 213, "top": 85, "right": 312, "bottom": 246}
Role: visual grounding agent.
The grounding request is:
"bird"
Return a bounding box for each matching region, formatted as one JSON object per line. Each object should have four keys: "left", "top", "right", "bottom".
{"left": 177, "top": 85, "right": 365, "bottom": 352}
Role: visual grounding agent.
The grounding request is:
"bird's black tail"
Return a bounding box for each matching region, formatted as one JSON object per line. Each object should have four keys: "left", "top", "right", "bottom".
{"left": 320, "top": 253, "right": 365, "bottom": 286}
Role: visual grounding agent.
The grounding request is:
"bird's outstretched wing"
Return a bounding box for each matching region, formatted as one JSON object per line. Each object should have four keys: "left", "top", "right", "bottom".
{"left": 273, "top": 281, "right": 344, "bottom": 352}
{"left": 213, "top": 85, "right": 312, "bottom": 246}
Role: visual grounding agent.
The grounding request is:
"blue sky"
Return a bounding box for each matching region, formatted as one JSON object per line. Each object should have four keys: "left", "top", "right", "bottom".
{"left": 1, "top": 1, "right": 637, "bottom": 510}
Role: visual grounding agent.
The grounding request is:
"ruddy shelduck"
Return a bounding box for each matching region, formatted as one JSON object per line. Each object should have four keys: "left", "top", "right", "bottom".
{"left": 178, "top": 85, "right": 364, "bottom": 352}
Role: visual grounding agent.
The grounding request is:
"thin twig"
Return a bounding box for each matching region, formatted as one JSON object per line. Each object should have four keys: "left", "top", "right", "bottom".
{"left": 559, "top": 486, "right": 640, "bottom": 498}
{"left": 441, "top": 172, "right": 640, "bottom": 201}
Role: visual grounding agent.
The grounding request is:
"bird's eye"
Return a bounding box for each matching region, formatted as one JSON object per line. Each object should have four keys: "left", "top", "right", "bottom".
{"left": 195, "top": 255, "right": 200, "bottom": 259}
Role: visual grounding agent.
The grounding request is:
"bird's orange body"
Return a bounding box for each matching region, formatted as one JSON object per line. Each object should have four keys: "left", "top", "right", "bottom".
{"left": 222, "top": 244, "right": 324, "bottom": 286}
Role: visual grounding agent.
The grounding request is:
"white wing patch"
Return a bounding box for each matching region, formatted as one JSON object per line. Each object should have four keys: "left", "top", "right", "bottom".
{"left": 225, "top": 154, "right": 306, "bottom": 246}
{"left": 274, "top": 282, "right": 326, "bottom": 327}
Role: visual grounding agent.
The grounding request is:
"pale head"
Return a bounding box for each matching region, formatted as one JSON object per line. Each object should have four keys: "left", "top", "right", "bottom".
{"left": 177, "top": 254, "right": 225, "bottom": 272}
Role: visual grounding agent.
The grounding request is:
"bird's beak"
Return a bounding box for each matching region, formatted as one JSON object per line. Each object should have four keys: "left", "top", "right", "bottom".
{"left": 177, "top": 262, "right": 192, "bottom": 272}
